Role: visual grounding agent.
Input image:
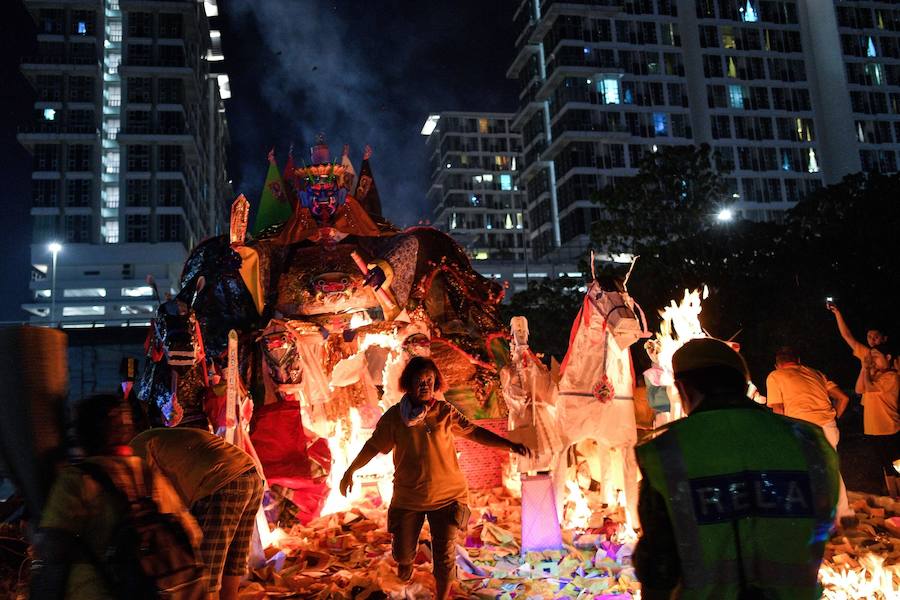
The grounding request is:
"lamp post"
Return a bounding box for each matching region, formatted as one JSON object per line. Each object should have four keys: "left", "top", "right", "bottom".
{"left": 48, "top": 241, "right": 62, "bottom": 326}
{"left": 716, "top": 208, "right": 734, "bottom": 223}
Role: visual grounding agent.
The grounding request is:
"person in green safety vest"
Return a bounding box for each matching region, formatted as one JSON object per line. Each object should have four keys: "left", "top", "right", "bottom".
{"left": 634, "top": 338, "right": 839, "bottom": 600}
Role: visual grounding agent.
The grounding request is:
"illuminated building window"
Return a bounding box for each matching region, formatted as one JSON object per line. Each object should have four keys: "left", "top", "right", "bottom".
{"left": 868, "top": 37, "right": 877, "bottom": 58}
{"left": 728, "top": 85, "right": 745, "bottom": 109}
{"left": 77, "top": 21, "right": 87, "bottom": 35}
{"left": 808, "top": 149, "right": 819, "bottom": 173}
{"left": 598, "top": 78, "right": 620, "bottom": 105}
{"left": 866, "top": 63, "right": 884, "bottom": 85}
{"left": 653, "top": 113, "right": 669, "bottom": 135}
{"left": 64, "top": 288, "right": 107, "bottom": 298}
{"left": 122, "top": 286, "right": 154, "bottom": 297}
{"left": 43, "top": 108, "right": 56, "bottom": 121}
{"left": 741, "top": 1, "right": 758, "bottom": 23}
{"left": 500, "top": 174, "right": 512, "bottom": 191}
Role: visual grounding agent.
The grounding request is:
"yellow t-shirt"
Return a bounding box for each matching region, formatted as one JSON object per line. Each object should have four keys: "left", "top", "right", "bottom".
{"left": 369, "top": 399, "right": 477, "bottom": 511}
{"left": 765, "top": 365, "right": 840, "bottom": 426}
{"left": 862, "top": 371, "right": 900, "bottom": 436}
{"left": 130, "top": 428, "right": 256, "bottom": 506}
{"left": 39, "top": 456, "right": 199, "bottom": 600}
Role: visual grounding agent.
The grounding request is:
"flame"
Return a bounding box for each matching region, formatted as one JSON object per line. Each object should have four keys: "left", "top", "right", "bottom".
{"left": 819, "top": 553, "right": 900, "bottom": 598}
{"left": 646, "top": 287, "right": 709, "bottom": 424}
{"left": 317, "top": 329, "right": 406, "bottom": 517}
{"left": 561, "top": 480, "right": 592, "bottom": 530}
{"left": 348, "top": 311, "right": 374, "bottom": 330}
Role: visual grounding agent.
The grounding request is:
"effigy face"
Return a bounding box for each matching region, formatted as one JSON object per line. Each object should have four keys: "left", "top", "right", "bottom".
{"left": 299, "top": 179, "right": 347, "bottom": 223}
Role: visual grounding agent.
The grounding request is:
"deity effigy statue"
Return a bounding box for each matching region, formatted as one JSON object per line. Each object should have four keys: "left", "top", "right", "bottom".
{"left": 138, "top": 134, "right": 507, "bottom": 520}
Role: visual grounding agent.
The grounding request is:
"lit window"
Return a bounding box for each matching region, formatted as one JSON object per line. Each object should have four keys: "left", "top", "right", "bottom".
{"left": 722, "top": 27, "right": 736, "bottom": 49}
{"left": 808, "top": 149, "right": 819, "bottom": 173}
{"left": 781, "top": 152, "right": 791, "bottom": 171}
{"left": 598, "top": 78, "right": 620, "bottom": 105}
{"left": 500, "top": 174, "right": 512, "bottom": 191}
{"left": 474, "top": 251, "right": 489, "bottom": 260}
{"left": 866, "top": 63, "right": 884, "bottom": 85}
{"left": 583, "top": 47, "right": 590, "bottom": 55}
{"left": 122, "top": 286, "right": 154, "bottom": 297}
{"left": 102, "top": 220, "right": 119, "bottom": 244}
{"left": 505, "top": 214, "right": 514, "bottom": 229}
{"left": 867, "top": 37, "right": 877, "bottom": 58}
{"left": 43, "top": 108, "right": 56, "bottom": 121}
{"left": 77, "top": 21, "right": 87, "bottom": 35}
{"left": 624, "top": 89, "right": 634, "bottom": 104}
{"left": 63, "top": 306, "right": 106, "bottom": 316}
{"left": 64, "top": 288, "right": 107, "bottom": 298}
{"left": 728, "top": 85, "right": 745, "bottom": 109}
{"left": 741, "top": 0, "right": 758, "bottom": 22}
{"left": 450, "top": 213, "right": 457, "bottom": 229}
{"left": 653, "top": 113, "right": 668, "bottom": 135}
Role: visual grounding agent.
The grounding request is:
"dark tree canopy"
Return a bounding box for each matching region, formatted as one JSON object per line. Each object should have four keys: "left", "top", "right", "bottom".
{"left": 591, "top": 144, "right": 728, "bottom": 256}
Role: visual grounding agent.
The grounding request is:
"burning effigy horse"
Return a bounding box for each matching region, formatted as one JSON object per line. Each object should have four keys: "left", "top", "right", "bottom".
{"left": 138, "top": 135, "right": 507, "bottom": 521}
{"left": 502, "top": 274, "right": 650, "bottom": 527}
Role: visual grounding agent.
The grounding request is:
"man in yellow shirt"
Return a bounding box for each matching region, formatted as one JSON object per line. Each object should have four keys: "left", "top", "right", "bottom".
{"left": 340, "top": 357, "right": 530, "bottom": 600}
{"left": 766, "top": 346, "right": 851, "bottom": 520}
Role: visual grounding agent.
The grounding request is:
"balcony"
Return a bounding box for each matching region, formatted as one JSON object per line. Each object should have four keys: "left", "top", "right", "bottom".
{"left": 21, "top": 55, "right": 99, "bottom": 68}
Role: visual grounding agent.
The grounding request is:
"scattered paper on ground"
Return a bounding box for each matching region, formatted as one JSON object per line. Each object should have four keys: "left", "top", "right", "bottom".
{"left": 239, "top": 488, "right": 900, "bottom": 599}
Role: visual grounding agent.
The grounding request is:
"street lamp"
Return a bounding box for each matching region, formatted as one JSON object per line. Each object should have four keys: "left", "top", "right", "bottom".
{"left": 716, "top": 208, "right": 734, "bottom": 223}
{"left": 48, "top": 241, "right": 62, "bottom": 325}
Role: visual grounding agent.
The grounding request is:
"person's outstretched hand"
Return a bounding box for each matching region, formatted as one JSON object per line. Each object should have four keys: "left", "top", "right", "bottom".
{"left": 339, "top": 471, "right": 354, "bottom": 496}
{"left": 827, "top": 303, "right": 840, "bottom": 315}
{"left": 509, "top": 442, "right": 533, "bottom": 458}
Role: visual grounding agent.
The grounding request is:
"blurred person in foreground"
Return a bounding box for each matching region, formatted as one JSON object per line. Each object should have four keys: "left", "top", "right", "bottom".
{"left": 766, "top": 346, "right": 852, "bottom": 522}
{"left": 635, "top": 338, "right": 839, "bottom": 600}
{"left": 339, "top": 356, "right": 530, "bottom": 600}
{"left": 31, "top": 394, "right": 201, "bottom": 599}
{"left": 129, "top": 422, "right": 263, "bottom": 600}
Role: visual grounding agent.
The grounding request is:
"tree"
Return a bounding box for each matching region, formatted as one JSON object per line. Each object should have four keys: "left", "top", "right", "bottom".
{"left": 500, "top": 277, "right": 585, "bottom": 362}
{"left": 591, "top": 144, "right": 728, "bottom": 255}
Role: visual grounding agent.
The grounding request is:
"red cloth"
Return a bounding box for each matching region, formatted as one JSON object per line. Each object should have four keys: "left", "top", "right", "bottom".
{"left": 249, "top": 402, "right": 330, "bottom": 523}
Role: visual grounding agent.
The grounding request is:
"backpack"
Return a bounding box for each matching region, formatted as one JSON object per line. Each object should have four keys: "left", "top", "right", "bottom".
{"left": 76, "top": 461, "right": 208, "bottom": 600}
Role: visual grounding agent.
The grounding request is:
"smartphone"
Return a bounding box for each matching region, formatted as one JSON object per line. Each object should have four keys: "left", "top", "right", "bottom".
{"left": 825, "top": 297, "right": 835, "bottom": 309}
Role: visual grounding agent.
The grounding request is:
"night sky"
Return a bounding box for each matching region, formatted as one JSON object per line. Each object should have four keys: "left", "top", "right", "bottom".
{"left": 0, "top": 0, "right": 519, "bottom": 321}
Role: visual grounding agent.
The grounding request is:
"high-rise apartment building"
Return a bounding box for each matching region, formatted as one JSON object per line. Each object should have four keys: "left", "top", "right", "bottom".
{"left": 509, "top": 0, "right": 900, "bottom": 260}
{"left": 422, "top": 112, "right": 582, "bottom": 295}
{"left": 834, "top": 1, "right": 900, "bottom": 174}
{"left": 18, "top": 0, "right": 231, "bottom": 326}
{"left": 423, "top": 112, "right": 529, "bottom": 263}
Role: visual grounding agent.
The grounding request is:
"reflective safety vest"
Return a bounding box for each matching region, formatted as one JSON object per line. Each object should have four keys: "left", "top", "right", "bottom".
{"left": 636, "top": 407, "right": 838, "bottom": 600}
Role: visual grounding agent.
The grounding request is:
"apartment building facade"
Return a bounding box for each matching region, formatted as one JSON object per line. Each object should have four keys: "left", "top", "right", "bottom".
{"left": 424, "top": 112, "right": 529, "bottom": 263}
{"left": 509, "top": 0, "right": 900, "bottom": 259}
{"left": 18, "top": 0, "right": 231, "bottom": 326}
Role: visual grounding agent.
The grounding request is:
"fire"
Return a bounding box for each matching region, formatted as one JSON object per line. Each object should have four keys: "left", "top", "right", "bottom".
{"left": 819, "top": 553, "right": 900, "bottom": 598}
{"left": 645, "top": 286, "right": 709, "bottom": 424}
{"left": 561, "top": 480, "right": 592, "bottom": 530}
{"left": 654, "top": 286, "right": 708, "bottom": 373}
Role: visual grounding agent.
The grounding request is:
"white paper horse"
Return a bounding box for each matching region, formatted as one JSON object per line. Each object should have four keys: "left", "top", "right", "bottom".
{"left": 532, "top": 279, "right": 647, "bottom": 526}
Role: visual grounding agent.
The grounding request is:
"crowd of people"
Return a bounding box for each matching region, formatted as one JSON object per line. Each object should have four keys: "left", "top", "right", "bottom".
{"left": 5, "top": 302, "right": 897, "bottom": 599}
